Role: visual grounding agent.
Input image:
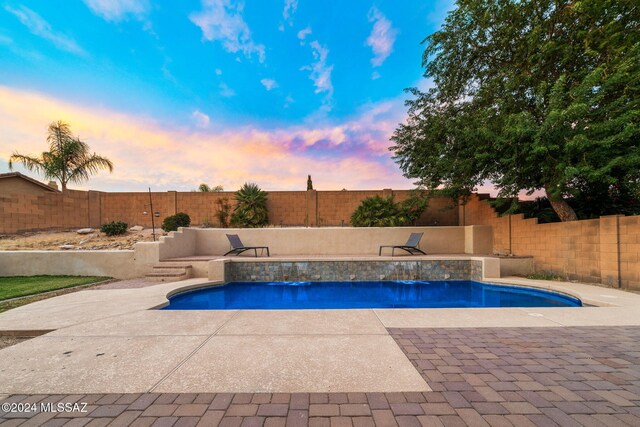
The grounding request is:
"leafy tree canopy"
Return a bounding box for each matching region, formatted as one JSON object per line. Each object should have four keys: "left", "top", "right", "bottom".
{"left": 197, "top": 183, "right": 224, "bottom": 192}
{"left": 391, "top": 0, "right": 640, "bottom": 221}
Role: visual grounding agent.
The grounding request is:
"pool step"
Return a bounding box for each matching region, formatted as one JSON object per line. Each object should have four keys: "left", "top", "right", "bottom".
{"left": 145, "top": 264, "right": 193, "bottom": 282}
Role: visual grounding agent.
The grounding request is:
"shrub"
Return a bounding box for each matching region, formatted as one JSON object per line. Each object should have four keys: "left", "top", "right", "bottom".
{"left": 215, "top": 197, "right": 231, "bottom": 227}
{"left": 230, "top": 183, "right": 269, "bottom": 227}
{"left": 351, "top": 195, "right": 428, "bottom": 227}
{"left": 526, "top": 271, "right": 564, "bottom": 281}
{"left": 100, "top": 221, "right": 128, "bottom": 236}
{"left": 161, "top": 212, "right": 191, "bottom": 232}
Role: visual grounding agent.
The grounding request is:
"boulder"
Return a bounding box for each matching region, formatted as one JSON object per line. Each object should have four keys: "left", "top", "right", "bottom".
{"left": 129, "top": 225, "right": 144, "bottom": 231}
{"left": 77, "top": 228, "right": 94, "bottom": 234}
{"left": 59, "top": 245, "right": 75, "bottom": 250}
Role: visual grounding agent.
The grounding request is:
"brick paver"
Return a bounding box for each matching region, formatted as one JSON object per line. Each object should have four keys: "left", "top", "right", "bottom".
{"left": 1, "top": 326, "right": 639, "bottom": 426}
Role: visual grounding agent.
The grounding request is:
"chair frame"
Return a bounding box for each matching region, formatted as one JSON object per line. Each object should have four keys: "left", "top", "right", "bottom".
{"left": 223, "top": 234, "right": 270, "bottom": 257}
{"left": 379, "top": 232, "right": 426, "bottom": 256}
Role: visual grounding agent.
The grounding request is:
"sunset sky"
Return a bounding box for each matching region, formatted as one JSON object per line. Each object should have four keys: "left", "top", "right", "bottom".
{"left": 0, "top": 0, "right": 464, "bottom": 192}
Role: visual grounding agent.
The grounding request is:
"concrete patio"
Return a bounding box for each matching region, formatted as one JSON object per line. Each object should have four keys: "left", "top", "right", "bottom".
{"left": 1, "top": 277, "right": 640, "bottom": 398}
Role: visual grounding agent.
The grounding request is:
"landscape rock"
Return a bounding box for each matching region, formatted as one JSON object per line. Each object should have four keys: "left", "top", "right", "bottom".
{"left": 129, "top": 225, "right": 144, "bottom": 231}
{"left": 59, "top": 245, "right": 75, "bottom": 250}
{"left": 76, "top": 228, "right": 94, "bottom": 234}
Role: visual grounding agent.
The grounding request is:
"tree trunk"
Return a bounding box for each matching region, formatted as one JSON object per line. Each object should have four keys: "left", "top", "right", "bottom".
{"left": 545, "top": 187, "right": 578, "bottom": 221}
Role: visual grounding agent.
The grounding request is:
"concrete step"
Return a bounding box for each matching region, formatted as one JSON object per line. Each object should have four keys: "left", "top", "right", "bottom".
{"left": 153, "top": 264, "right": 193, "bottom": 269}
{"left": 145, "top": 265, "right": 192, "bottom": 282}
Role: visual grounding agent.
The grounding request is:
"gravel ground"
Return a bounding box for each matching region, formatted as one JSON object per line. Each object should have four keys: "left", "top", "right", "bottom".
{"left": 0, "top": 228, "right": 166, "bottom": 251}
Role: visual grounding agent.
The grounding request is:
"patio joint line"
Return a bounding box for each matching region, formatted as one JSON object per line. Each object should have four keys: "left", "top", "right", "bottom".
{"left": 213, "top": 332, "right": 388, "bottom": 337}
{"left": 371, "top": 308, "right": 391, "bottom": 332}
{"left": 34, "top": 306, "right": 161, "bottom": 334}
{"left": 515, "top": 308, "right": 566, "bottom": 326}
{"left": 147, "top": 309, "right": 242, "bottom": 392}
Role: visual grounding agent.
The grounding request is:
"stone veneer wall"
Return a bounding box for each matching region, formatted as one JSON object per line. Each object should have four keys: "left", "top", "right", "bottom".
{"left": 224, "top": 260, "right": 483, "bottom": 282}
{"left": 470, "top": 260, "right": 483, "bottom": 281}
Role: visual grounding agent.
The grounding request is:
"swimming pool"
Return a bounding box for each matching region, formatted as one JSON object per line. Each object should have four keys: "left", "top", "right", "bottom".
{"left": 162, "top": 280, "right": 581, "bottom": 310}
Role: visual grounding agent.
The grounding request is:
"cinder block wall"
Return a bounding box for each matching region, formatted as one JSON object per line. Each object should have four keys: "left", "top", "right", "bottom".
{"left": 462, "top": 194, "right": 640, "bottom": 290}
{"left": 0, "top": 189, "right": 90, "bottom": 233}
{"left": 0, "top": 188, "right": 458, "bottom": 233}
{"left": 619, "top": 216, "right": 640, "bottom": 290}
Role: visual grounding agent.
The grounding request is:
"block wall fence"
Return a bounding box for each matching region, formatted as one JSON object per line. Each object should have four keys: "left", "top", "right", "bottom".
{"left": 0, "top": 188, "right": 459, "bottom": 234}
{"left": 461, "top": 195, "right": 640, "bottom": 291}
{"left": 3, "top": 187, "right": 639, "bottom": 290}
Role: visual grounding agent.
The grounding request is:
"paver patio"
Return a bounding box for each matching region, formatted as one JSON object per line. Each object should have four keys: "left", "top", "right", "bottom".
{"left": 1, "top": 326, "right": 639, "bottom": 426}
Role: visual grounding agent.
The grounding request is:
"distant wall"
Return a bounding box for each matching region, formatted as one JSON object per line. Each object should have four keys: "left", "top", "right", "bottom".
{"left": 461, "top": 194, "right": 640, "bottom": 291}
{"left": 0, "top": 189, "right": 92, "bottom": 234}
{"left": 0, "top": 188, "right": 458, "bottom": 233}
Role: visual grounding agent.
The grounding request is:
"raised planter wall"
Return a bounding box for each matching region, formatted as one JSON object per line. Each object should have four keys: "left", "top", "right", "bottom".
{"left": 0, "top": 250, "right": 147, "bottom": 279}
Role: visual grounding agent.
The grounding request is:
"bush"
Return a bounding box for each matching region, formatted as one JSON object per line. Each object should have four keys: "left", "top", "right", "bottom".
{"left": 351, "top": 195, "right": 428, "bottom": 227}
{"left": 230, "top": 183, "right": 269, "bottom": 227}
{"left": 526, "top": 271, "right": 564, "bottom": 281}
{"left": 161, "top": 212, "right": 191, "bottom": 232}
{"left": 215, "top": 198, "right": 231, "bottom": 227}
{"left": 100, "top": 221, "right": 128, "bottom": 236}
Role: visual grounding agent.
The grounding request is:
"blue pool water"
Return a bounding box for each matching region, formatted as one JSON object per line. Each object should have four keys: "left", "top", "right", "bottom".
{"left": 162, "top": 280, "right": 581, "bottom": 310}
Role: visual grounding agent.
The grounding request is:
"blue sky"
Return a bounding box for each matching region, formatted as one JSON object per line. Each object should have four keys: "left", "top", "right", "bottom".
{"left": 0, "top": 0, "right": 457, "bottom": 191}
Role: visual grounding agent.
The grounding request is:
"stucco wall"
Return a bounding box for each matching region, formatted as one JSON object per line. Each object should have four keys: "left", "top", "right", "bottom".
{"left": 0, "top": 250, "right": 146, "bottom": 279}
{"left": 191, "top": 227, "right": 468, "bottom": 257}
{"left": 0, "top": 176, "right": 56, "bottom": 196}
{"left": 158, "top": 228, "right": 198, "bottom": 260}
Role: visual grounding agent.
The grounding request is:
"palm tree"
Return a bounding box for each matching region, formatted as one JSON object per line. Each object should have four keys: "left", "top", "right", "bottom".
{"left": 230, "top": 182, "right": 269, "bottom": 227}
{"left": 8, "top": 120, "right": 113, "bottom": 191}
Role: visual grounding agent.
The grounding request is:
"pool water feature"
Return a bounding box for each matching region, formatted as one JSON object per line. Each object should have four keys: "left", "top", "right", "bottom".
{"left": 163, "top": 280, "right": 581, "bottom": 310}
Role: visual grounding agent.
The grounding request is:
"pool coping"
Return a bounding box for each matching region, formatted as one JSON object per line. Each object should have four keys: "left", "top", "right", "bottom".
{"left": 1, "top": 276, "right": 640, "bottom": 334}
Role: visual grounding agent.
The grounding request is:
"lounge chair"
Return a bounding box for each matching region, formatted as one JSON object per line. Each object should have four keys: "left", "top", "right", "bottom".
{"left": 224, "top": 234, "right": 270, "bottom": 257}
{"left": 379, "top": 232, "right": 426, "bottom": 256}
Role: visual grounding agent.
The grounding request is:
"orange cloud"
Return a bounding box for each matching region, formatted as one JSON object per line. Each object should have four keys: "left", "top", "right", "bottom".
{"left": 0, "top": 86, "right": 414, "bottom": 192}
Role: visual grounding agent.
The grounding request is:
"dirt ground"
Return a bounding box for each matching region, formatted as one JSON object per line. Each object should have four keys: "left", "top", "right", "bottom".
{"left": 0, "top": 228, "right": 167, "bottom": 251}
{"left": 0, "top": 336, "right": 32, "bottom": 350}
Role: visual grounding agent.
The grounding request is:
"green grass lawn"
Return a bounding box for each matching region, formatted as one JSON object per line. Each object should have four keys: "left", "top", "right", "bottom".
{"left": 0, "top": 275, "right": 110, "bottom": 301}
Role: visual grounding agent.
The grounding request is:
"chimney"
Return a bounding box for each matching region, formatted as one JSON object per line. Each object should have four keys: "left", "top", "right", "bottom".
{"left": 48, "top": 181, "right": 58, "bottom": 190}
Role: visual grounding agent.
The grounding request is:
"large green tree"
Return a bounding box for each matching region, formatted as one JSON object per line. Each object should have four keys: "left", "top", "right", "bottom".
{"left": 9, "top": 120, "right": 113, "bottom": 191}
{"left": 391, "top": 0, "right": 640, "bottom": 221}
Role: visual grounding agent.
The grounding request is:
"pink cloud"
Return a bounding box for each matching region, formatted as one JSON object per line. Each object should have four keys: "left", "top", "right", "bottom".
{"left": 0, "top": 86, "right": 415, "bottom": 192}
